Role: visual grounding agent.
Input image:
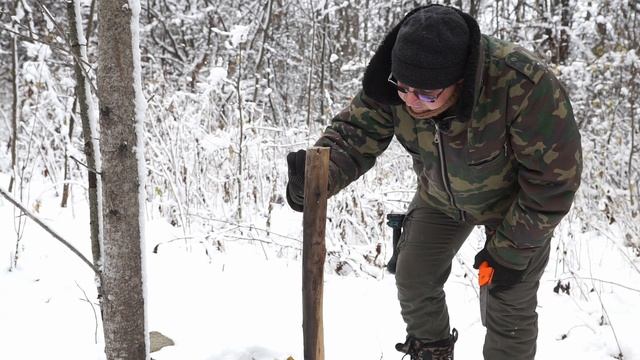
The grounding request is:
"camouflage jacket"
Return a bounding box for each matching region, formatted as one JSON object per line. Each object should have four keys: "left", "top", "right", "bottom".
{"left": 315, "top": 11, "right": 582, "bottom": 270}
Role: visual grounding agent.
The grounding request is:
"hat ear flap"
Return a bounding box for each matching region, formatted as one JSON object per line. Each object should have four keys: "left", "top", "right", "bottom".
{"left": 454, "top": 10, "right": 482, "bottom": 121}
{"left": 362, "top": 23, "right": 402, "bottom": 105}
{"left": 362, "top": 5, "right": 436, "bottom": 105}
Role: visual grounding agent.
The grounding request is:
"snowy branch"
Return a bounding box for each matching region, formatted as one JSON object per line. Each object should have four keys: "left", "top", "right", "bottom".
{"left": 0, "top": 186, "right": 100, "bottom": 275}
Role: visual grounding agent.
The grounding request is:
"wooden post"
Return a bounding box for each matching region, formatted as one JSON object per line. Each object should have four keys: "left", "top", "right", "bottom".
{"left": 302, "top": 147, "right": 330, "bottom": 360}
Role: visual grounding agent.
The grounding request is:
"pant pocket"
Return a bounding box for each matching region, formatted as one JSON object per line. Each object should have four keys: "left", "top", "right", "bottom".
{"left": 396, "top": 208, "right": 416, "bottom": 252}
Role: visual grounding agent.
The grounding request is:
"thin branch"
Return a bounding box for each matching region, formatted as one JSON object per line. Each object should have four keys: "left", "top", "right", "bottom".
{"left": 147, "top": 7, "right": 186, "bottom": 62}
{"left": 586, "top": 240, "right": 624, "bottom": 359}
{"left": 222, "top": 235, "right": 302, "bottom": 251}
{"left": 70, "top": 155, "right": 102, "bottom": 175}
{"left": 590, "top": 223, "right": 640, "bottom": 275}
{"left": 33, "top": 1, "right": 98, "bottom": 94}
{"left": 75, "top": 281, "right": 99, "bottom": 344}
{"left": 149, "top": 29, "right": 186, "bottom": 64}
{"left": 0, "top": 109, "right": 10, "bottom": 133}
{"left": 0, "top": 186, "right": 101, "bottom": 275}
{"left": 0, "top": 25, "right": 75, "bottom": 57}
{"left": 187, "top": 212, "right": 302, "bottom": 243}
{"left": 35, "top": 1, "right": 68, "bottom": 42}
{"left": 550, "top": 276, "right": 640, "bottom": 294}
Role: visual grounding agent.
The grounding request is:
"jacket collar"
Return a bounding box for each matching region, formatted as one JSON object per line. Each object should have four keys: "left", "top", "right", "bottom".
{"left": 362, "top": 5, "right": 483, "bottom": 122}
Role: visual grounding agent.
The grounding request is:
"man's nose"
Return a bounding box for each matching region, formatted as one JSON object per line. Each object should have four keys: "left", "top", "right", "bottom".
{"left": 403, "top": 91, "right": 421, "bottom": 106}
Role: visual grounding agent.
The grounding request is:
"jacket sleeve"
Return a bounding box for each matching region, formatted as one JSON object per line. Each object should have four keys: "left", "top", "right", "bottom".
{"left": 489, "top": 71, "right": 582, "bottom": 270}
{"left": 314, "top": 90, "right": 395, "bottom": 196}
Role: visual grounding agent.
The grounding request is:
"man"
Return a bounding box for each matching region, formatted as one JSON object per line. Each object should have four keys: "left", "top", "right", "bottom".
{"left": 286, "top": 4, "right": 582, "bottom": 360}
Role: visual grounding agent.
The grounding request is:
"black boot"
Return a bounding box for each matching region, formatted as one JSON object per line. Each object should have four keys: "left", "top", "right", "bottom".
{"left": 395, "top": 329, "right": 458, "bottom": 360}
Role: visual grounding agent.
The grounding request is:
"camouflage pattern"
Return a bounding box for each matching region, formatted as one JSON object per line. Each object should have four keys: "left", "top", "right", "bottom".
{"left": 316, "top": 35, "right": 582, "bottom": 270}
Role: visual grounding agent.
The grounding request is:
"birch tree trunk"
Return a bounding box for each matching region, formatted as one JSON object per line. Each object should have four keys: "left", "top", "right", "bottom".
{"left": 97, "top": 0, "right": 148, "bottom": 358}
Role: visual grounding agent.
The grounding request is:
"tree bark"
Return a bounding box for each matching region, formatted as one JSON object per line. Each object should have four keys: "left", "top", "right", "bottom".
{"left": 469, "top": 0, "right": 480, "bottom": 19}
{"left": 305, "top": 2, "right": 317, "bottom": 130}
{"left": 557, "top": 0, "right": 571, "bottom": 64}
{"left": 67, "top": 0, "right": 102, "bottom": 269}
{"left": 9, "top": 34, "right": 18, "bottom": 193}
{"left": 61, "top": 96, "right": 76, "bottom": 208}
{"left": 236, "top": 43, "right": 244, "bottom": 221}
{"left": 97, "top": 0, "right": 148, "bottom": 358}
{"left": 302, "top": 147, "right": 329, "bottom": 360}
{"left": 318, "top": 1, "right": 328, "bottom": 121}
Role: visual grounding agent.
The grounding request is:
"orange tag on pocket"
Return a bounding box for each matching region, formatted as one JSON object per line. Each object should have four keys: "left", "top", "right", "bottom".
{"left": 478, "top": 261, "right": 494, "bottom": 287}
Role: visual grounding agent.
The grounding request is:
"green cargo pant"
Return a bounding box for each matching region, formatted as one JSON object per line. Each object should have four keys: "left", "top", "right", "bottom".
{"left": 395, "top": 200, "right": 550, "bottom": 360}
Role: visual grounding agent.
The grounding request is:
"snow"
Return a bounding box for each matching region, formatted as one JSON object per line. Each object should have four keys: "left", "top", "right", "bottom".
{"left": 200, "top": 131, "right": 232, "bottom": 154}
{"left": 2, "top": 1, "right": 639, "bottom": 358}
{"left": 212, "top": 25, "right": 250, "bottom": 49}
{"left": 22, "top": 58, "right": 53, "bottom": 85}
{"left": 200, "top": 67, "right": 228, "bottom": 95}
{"left": 208, "top": 67, "right": 228, "bottom": 87}
{"left": 128, "top": 0, "right": 150, "bottom": 356}
{"left": 2, "top": 172, "right": 640, "bottom": 359}
{"left": 625, "top": 50, "right": 638, "bottom": 66}
{"left": 228, "top": 25, "right": 250, "bottom": 47}
{"left": 23, "top": 42, "right": 52, "bottom": 60}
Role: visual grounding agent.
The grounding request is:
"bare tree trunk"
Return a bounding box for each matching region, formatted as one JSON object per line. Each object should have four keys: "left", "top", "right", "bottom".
{"left": 9, "top": 34, "right": 19, "bottom": 193}
{"left": 8, "top": 5, "right": 24, "bottom": 269}
{"left": 629, "top": 64, "right": 637, "bottom": 206}
{"left": 86, "top": 0, "right": 97, "bottom": 41}
{"left": 252, "top": 0, "right": 274, "bottom": 102}
{"left": 61, "top": 97, "right": 77, "bottom": 208}
{"left": 302, "top": 147, "right": 330, "bottom": 360}
{"left": 236, "top": 43, "right": 244, "bottom": 221}
{"left": 318, "top": 1, "right": 328, "bottom": 121}
{"left": 97, "top": 0, "right": 148, "bottom": 358}
{"left": 557, "top": 0, "right": 571, "bottom": 64}
{"left": 305, "top": 0, "right": 317, "bottom": 130}
{"left": 60, "top": 152, "right": 70, "bottom": 207}
{"left": 469, "top": 0, "right": 480, "bottom": 18}
{"left": 67, "top": 0, "right": 102, "bottom": 269}
{"left": 363, "top": 0, "right": 370, "bottom": 54}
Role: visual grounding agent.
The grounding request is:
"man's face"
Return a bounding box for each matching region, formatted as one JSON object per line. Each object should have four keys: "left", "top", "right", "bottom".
{"left": 397, "top": 81, "right": 459, "bottom": 113}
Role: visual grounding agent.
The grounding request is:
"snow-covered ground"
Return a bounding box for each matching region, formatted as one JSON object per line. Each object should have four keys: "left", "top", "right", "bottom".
{"left": 1, "top": 175, "right": 639, "bottom": 360}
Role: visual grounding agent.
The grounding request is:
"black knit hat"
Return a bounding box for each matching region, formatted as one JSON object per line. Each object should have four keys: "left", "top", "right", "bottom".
{"left": 391, "top": 5, "right": 470, "bottom": 90}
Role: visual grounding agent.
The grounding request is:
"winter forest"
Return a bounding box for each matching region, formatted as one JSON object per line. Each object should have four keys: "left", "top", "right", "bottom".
{"left": 1, "top": 0, "right": 640, "bottom": 359}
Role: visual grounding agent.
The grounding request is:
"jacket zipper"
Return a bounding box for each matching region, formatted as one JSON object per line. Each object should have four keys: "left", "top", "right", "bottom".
{"left": 433, "top": 121, "right": 466, "bottom": 222}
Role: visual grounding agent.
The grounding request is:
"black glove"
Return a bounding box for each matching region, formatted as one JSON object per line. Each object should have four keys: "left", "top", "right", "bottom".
{"left": 473, "top": 248, "right": 525, "bottom": 287}
{"left": 286, "top": 150, "right": 306, "bottom": 212}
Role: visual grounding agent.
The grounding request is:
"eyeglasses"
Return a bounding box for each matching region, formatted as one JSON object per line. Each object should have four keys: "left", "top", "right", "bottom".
{"left": 387, "top": 73, "right": 445, "bottom": 103}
